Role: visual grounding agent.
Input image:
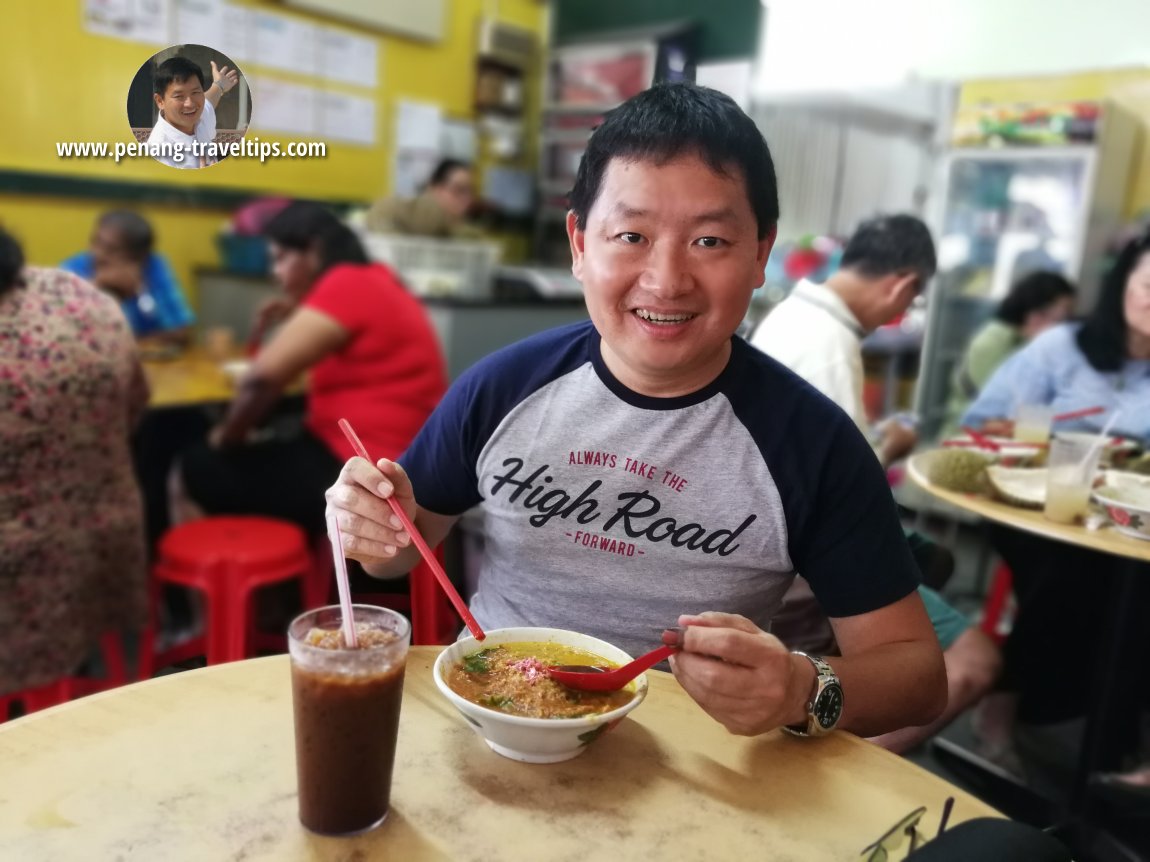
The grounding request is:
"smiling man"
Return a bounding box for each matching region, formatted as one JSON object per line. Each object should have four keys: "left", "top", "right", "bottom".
{"left": 324, "top": 83, "right": 946, "bottom": 740}
{"left": 147, "top": 56, "right": 238, "bottom": 169}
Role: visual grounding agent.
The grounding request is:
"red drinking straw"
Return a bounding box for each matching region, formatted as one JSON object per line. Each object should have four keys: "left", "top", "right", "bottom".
{"left": 338, "top": 418, "right": 485, "bottom": 641}
{"left": 1053, "top": 406, "right": 1105, "bottom": 422}
{"left": 962, "top": 426, "right": 1002, "bottom": 452}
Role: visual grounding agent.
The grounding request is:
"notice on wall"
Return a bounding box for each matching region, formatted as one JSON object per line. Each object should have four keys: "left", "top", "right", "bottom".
{"left": 85, "top": 0, "right": 170, "bottom": 45}
{"left": 317, "top": 27, "right": 378, "bottom": 88}
{"left": 319, "top": 91, "right": 377, "bottom": 146}
{"left": 253, "top": 10, "right": 317, "bottom": 76}
{"left": 250, "top": 76, "right": 317, "bottom": 137}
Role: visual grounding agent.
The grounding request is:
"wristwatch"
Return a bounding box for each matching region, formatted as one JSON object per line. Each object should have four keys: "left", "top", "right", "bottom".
{"left": 783, "top": 652, "right": 844, "bottom": 737}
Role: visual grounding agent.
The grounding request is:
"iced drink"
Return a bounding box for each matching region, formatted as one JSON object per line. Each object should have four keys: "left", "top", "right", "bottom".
{"left": 1014, "top": 404, "right": 1055, "bottom": 444}
{"left": 288, "top": 605, "right": 410, "bottom": 836}
{"left": 1044, "top": 434, "right": 1102, "bottom": 525}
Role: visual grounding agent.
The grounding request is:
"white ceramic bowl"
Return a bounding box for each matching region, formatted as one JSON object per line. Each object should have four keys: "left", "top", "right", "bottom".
{"left": 433, "top": 627, "right": 649, "bottom": 764}
{"left": 1093, "top": 473, "right": 1150, "bottom": 541}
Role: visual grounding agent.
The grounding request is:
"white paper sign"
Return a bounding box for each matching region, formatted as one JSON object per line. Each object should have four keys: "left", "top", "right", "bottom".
{"left": 253, "top": 11, "right": 317, "bottom": 76}
{"left": 395, "top": 100, "right": 442, "bottom": 150}
{"left": 317, "top": 27, "right": 378, "bottom": 88}
{"left": 175, "top": 0, "right": 223, "bottom": 50}
{"left": 221, "top": 2, "right": 252, "bottom": 62}
{"left": 250, "top": 76, "right": 317, "bottom": 136}
{"left": 318, "top": 91, "right": 377, "bottom": 146}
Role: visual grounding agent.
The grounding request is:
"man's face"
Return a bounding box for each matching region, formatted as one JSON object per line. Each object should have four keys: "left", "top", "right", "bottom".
{"left": 568, "top": 155, "right": 774, "bottom": 397}
{"left": 90, "top": 225, "right": 143, "bottom": 297}
{"left": 1124, "top": 251, "right": 1150, "bottom": 341}
{"left": 154, "top": 75, "right": 205, "bottom": 135}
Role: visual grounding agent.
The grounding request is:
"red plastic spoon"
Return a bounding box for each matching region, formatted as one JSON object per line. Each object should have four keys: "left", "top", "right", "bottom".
{"left": 547, "top": 644, "right": 678, "bottom": 692}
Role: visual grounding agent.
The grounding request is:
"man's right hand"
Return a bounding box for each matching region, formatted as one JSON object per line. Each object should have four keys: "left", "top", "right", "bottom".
{"left": 324, "top": 457, "right": 417, "bottom": 566}
{"left": 94, "top": 259, "right": 144, "bottom": 299}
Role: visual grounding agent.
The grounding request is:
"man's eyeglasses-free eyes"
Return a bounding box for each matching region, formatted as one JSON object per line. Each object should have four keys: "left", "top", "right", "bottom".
{"left": 859, "top": 797, "right": 954, "bottom": 862}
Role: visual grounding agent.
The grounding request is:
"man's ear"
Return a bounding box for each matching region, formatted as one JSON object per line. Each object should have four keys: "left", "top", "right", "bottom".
{"left": 566, "top": 211, "right": 585, "bottom": 281}
{"left": 754, "top": 225, "right": 778, "bottom": 288}
{"left": 153, "top": 93, "right": 165, "bottom": 114}
{"left": 883, "top": 271, "right": 917, "bottom": 306}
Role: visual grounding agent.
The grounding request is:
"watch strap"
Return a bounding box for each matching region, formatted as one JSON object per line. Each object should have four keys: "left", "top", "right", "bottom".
{"left": 783, "top": 651, "right": 839, "bottom": 737}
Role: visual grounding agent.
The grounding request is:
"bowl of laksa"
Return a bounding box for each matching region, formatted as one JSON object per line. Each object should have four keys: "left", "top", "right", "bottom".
{"left": 433, "top": 627, "right": 649, "bottom": 763}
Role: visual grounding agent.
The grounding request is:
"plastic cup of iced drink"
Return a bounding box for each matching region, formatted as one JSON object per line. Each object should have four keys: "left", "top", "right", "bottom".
{"left": 1014, "top": 404, "right": 1055, "bottom": 444}
{"left": 1044, "top": 433, "right": 1102, "bottom": 525}
{"left": 288, "top": 604, "right": 410, "bottom": 836}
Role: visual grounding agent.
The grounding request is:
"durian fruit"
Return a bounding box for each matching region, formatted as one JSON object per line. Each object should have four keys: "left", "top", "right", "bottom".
{"left": 919, "top": 448, "right": 994, "bottom": 494}
{"left": 1124, "top": 452, "right": 1150, "bottom": 476}
{"left": 986, "top": 466, "right": 1046, "bottom": 508}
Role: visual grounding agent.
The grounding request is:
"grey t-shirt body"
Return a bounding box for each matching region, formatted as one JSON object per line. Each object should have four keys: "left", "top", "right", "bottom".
{"left": 401, "top": 321, "right": 918, "bottom": 661}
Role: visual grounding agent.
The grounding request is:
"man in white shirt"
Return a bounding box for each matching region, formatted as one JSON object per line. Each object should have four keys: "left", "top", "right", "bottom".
{"left": 756, "top": 215, "right": 1003, "bottom": 755}
{"left": 148, "top": 56, "right": 238, "bottom": 170}
{"left": 750, "top": 214, "right": 933, "bottom": 466}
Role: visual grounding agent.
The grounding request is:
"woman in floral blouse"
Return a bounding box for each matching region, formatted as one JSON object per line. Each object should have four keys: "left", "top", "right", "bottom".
{"left": 0, "top": 227, "right": 149, "bottom": 696}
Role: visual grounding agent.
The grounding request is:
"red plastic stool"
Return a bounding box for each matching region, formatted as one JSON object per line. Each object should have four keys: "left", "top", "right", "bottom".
{"left": 138, "top": 516, "right": 315, "bottom": 676}
{"left": 1, "top": 631, "right": 130, "bottom": 723}
{"left": 979, "top": 562, "right": 1014, "bottom": 645}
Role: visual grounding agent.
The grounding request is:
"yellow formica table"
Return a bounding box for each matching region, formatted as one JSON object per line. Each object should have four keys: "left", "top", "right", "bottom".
{"left": 142, "top": 348, "right": 240, "bottom": 409}
{"left": 0, "top": 648, "right": 998, "bottom": 861}
{"left": 906, "top": 455, "right": 1150, "bottom": 564}
{"left": 907, "top": 452, "right": 1150, "bottom": 821}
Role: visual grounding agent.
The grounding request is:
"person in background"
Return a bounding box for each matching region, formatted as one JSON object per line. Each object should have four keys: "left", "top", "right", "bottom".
{"left": 325, "top": 83, "right": 947, "bottom": 741}
{"left": 942, "top": 271, "right": 1076, "bottom": 435}
{"left": 0, "top": 227, "right": 148, "bottom": 698}
{"left": 749, "top": 214, "right": 934, "bottom": 468}
{"left": 753, "top": 214, "right": 1001, "bottom": 754}
{"left": 60, "top": 211, "right": 194, "bottom": 347}
{"left": 962, "top": 232, "right": 1150, "bottom": 782}
{"left": 175, "top": 202, "right": 447, "bottom": 536}
{"left": 147, "top": 55, "right": 239, "bottom": 170}
{"left": 366, "top": 158, "right": 479, "bottom": 238}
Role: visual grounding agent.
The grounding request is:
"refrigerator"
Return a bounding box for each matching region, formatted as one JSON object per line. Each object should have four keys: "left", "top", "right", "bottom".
{"left": 914, "top": 104, "right": 1137, "bottom": 440}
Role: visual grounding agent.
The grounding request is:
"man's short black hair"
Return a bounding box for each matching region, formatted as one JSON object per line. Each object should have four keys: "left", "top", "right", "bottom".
{"left": 97, "top": 211, "right": 154, "bottom": 262}
{"left": 840, "top": 214, "right": 937, "bottom": 288}
{"left": 154, "top": 56, "right": 206, "bottom": 97}
{"left": 996, "top": 271, "right": 1076, "bottom": 326}
{"left": 428, "top": 159, "right": 470, "bottom": 187}
{"left": 568, "top": 83, "right": 779, "bottom": 240}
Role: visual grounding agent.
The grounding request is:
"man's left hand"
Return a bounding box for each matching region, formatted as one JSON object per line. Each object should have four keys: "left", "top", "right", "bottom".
{"left": 670, "top": 612, "right": 809, "bottom": 736}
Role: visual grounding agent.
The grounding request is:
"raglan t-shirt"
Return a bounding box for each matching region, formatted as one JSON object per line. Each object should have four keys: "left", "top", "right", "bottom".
{"left": 400, "top": 321, "right": 919, "bottom": 661}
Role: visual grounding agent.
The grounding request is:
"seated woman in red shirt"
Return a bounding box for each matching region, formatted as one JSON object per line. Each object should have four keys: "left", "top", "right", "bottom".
{"left": 179, "top": 202, "right": 448, "bottom": 534}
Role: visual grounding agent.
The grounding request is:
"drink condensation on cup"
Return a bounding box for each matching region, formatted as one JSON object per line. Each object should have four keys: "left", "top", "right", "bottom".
{"left": 1043, "top": 433, "right": 1102, "bottom": 525}
{"left": 288, "top": 605, "right": 410, "bottom": 836}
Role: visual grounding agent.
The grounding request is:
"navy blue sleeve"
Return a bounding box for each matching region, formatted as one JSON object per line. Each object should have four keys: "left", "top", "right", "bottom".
{"left": 728, "top": 342, "right": 919, "bottom": 617}
{"left": 399, "top": 321, "right": 596, "bottom": 517}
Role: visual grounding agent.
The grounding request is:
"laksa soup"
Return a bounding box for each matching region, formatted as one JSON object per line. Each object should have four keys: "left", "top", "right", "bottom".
{"left": 445, "top": 642, "right": 635, "bottom": 719}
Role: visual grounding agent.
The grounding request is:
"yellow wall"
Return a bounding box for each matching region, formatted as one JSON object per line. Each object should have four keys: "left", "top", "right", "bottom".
{"left": 960, "top": 68, "right": 1150, "bottom": 219}
{"left": 0, "top": 0, "right": 545, "bottom": 305}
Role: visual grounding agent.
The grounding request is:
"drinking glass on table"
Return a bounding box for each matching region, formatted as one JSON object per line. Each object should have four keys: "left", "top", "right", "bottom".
{"left": 1044, "top": 433, "right": 1103, "bottom": 525}
{"left": 1015, "top": 404, "right": 1055, "bottom": 445}
{"left": 288, "top": 604, "right": 410, "bottom": 835}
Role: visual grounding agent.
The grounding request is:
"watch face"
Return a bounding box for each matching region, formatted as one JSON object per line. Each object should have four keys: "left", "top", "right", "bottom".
{"left": 815, "top": 683, "right": 844, "bottom": 730}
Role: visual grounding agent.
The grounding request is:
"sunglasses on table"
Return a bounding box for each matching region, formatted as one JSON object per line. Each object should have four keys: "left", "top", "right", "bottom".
{"left": 860, "top": 797, "right": 955, "bottom": 862}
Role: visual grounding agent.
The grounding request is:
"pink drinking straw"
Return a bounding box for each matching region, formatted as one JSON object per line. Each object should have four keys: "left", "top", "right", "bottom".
{"left": 338, "top": 418, "right": 486, "bottom": 641}
{"left": 325, "top": 511, "right": 358, "bottom": 648}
